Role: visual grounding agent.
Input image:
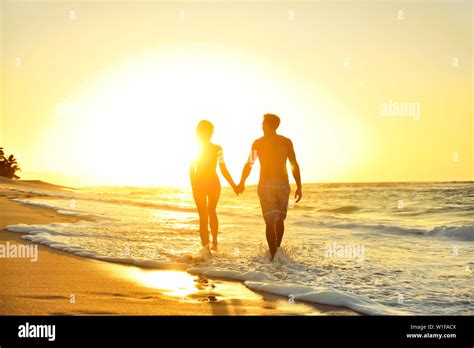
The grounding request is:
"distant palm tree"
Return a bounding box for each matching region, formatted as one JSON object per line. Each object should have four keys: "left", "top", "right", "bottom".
{"left": 0, "top": 147, "right": 21, "bottom": 179}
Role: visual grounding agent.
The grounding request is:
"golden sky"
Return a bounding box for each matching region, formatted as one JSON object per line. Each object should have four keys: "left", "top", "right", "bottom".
{"left": 1, "top": 0, "right": 472, "bottom": 187}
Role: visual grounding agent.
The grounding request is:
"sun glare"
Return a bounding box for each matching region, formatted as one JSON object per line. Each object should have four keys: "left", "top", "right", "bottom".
{"left": 38, "top": 46, "right": 366, "bottom": 187}
{"left": 46, "top": 48, "right": 304, "bottom": 186}
{"left": 127, "top": 269, "right": 198, "bottom": 298}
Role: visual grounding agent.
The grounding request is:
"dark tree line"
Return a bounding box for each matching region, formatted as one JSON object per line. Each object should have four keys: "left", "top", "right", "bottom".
{"left": 0, "top": 147, "right": 21, "bottom": 179}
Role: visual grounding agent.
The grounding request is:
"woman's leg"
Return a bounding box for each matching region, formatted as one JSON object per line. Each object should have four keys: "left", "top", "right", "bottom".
{"left": 193, "top": 190, "right": 209, "bottom": 246}
{"left": 207, "top": 185, "right": 221, "bottom": 250}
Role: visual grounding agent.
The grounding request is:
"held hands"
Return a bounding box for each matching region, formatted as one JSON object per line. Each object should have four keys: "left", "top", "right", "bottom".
{"left": 232, "top": 182, "right": 245, "bottom": 195}
{"left": 232, "top": 184, "right": 240, "bottom": 195}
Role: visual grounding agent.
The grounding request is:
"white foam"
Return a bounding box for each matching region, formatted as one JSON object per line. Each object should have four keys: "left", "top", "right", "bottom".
{"left": 12, "top": 198, "right": 110, "bottom": 222}
{"left": 189, "top": 268, "right": 276, "bottom": 282}
{"left": 187, "top": 248, "right": 410, "bottom": 315}
{"left": 188, "top": 262, "right": 410, "bottom": 315}
{"left": 245, "top": 281, "right": 411, "bottom": 315}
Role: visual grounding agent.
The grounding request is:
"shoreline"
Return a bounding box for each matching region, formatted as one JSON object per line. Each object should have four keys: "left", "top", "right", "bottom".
{"left": 0, "top": 187, "right": 358, "bottom": 316}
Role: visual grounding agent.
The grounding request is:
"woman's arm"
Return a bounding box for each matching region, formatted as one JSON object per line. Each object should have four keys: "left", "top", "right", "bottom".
{"left": 217, "top": 146, "right": 238, "bottom": 193}
{"left": 219, "top": 162, "right": 237, "bottom": 189}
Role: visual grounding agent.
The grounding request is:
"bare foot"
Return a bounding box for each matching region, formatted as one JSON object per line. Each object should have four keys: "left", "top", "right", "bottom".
{"left": 200, "top": 244, "right": 211, "bottom": 260}
{"left": 211, "top": 241, "right": 218, "bottom": 252}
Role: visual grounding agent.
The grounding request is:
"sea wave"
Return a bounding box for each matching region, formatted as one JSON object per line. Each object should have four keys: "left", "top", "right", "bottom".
{"left": 318, "top": 205, "right": 361, "bottom": 214}
{"left": 294, "top": 219, "right": 474, "bottom": 241}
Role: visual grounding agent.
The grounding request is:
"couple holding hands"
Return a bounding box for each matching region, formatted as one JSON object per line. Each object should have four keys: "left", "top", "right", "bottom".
{"left": 189, "top": 113, "right": 302, "bottom": 261}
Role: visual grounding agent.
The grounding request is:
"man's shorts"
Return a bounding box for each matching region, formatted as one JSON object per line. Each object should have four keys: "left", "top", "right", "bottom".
{"left": 257, "top": 180, "right": 291, "bottom": 224}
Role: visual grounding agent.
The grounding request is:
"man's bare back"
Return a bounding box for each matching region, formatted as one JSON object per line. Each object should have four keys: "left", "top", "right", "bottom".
{"left": 253, "top": 134, "right": 294, "bottom": 183}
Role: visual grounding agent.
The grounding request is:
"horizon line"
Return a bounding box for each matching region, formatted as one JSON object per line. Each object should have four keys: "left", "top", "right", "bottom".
{"left": 14, "top": 178, "right": 474, "bottom": 190}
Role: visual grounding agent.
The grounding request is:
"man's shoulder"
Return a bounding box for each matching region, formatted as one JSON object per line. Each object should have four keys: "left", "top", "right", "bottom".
{"left": 277, "top": 135, "right": 293, "bottom": 145}
{"left": 254, "top": 135, "right": 292, "bottom": 145}
{"left": 253, "top": 137, "right": 264, "bottom": 147}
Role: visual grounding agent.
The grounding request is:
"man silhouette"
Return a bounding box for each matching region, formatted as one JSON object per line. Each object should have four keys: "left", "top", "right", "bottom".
{"left": 238, "top": 114, "right": 302, "bottom": 261}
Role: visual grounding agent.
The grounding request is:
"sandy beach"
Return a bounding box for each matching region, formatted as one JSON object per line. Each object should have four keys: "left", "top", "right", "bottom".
{"left": 0, "top": 180, "right": 357, "bottom": 316}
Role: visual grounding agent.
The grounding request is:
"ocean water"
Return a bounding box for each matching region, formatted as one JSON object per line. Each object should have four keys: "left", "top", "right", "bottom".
{"left": 6, "top": 182, "right": 474, "bottom": 315}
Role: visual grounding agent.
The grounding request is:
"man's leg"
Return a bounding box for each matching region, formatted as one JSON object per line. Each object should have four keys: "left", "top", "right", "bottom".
{"left": 275, "top": 185, "right": 290, "bottom": 251}
{"left": 265, "top": 217, "right": 277, "bottom": 260}
{"left": 276, "top": 219, "right": 285, "bottom": 248}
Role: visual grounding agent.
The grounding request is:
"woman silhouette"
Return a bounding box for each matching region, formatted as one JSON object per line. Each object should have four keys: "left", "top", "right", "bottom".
{"left": 190, "top": 120, "right": 238, "bottom": 255}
